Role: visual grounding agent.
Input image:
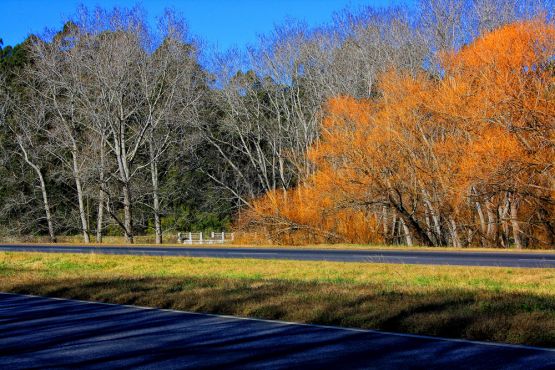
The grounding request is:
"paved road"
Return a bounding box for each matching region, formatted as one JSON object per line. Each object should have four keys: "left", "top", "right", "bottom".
{"left": 1, "top": 244, "right": 555, "bottom": 267}
{"left": 1, "top": 293, "right": 553, "bottom": 369}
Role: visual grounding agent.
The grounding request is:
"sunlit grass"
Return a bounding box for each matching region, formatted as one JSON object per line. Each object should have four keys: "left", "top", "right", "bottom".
{"left": 1, "top": 252, "right": 554, "bottom": 347}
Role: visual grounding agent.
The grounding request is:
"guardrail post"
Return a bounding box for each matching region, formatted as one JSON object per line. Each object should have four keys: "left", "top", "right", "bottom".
{"left": 200, "top": 232, "right": 203, "bottom": 243}
{"left": 188, "top": 232, "right": 192, "bottom": 244}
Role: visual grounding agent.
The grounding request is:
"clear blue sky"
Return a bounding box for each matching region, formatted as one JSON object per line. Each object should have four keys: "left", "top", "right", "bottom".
{"left": 0, "top": 0, "right": 410, "bottom": 51}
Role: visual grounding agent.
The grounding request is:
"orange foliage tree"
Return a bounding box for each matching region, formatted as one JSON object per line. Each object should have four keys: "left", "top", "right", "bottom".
{"left": 239, "top": 19, "right": 555, "bottom": 247}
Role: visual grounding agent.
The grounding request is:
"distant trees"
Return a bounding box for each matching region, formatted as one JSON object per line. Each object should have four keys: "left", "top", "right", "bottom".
{"left": 0, "top": 0, "right": 553, "bottom": 247}
{"left": 243, "top": 19, "right": 555, "bottom": 248}
{"left": 202, "top": 8, "right": 429, "bottom": 208}
{"left": 7, "top": 66, "right": 58, "bottom": 242}
{"left": 0, "top": 7, "right": 206, "bottom": 243}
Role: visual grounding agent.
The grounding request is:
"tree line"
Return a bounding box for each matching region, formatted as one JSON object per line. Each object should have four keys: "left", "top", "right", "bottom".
{"left": 0, "top": 1, "right": 553, "bottom": 247}
{"left": 243, "top": 20, "right": 555, "bottom": 248}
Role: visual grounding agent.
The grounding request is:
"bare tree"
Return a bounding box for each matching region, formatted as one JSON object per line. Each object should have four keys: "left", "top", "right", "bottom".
{"left": 62, "top": 7, "right": 206, "bottom": 243}
{"left": 138, "top": 12, "right": 203, "bottom": 243}
{"left": 7, "top": 73, "right": 57, "bottom": 242}
{"left": 204, "top": 8, "right": 427, "bottom": 208}
{"left": 28, "top": 23, "right": 93, "bottom": 242}
{"left": 69, "top": 9, "right": 147, "bottom": 243}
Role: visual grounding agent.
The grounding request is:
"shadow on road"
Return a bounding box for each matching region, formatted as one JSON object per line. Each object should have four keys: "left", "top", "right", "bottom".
{"left": 1, "top": 292, "right": 554, "bottom": 369}
{"left": 3, "top": 275, "right": 555, "bottom": 348}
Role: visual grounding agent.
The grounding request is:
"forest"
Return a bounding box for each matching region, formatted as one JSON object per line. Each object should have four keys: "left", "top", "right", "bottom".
{"left": 0, "top": 0, "right": 553, "bottom": 248}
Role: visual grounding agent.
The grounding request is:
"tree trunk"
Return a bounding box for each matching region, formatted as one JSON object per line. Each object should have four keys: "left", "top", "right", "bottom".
{"left": 422, "top": 189, "right": 442, "bottom": 244}
{"left": 95, "top": 140, "right": 106, "bottom": 243}
{"left": 424, "top": 211, "right": 435, "bottom": 245}
{"left": 37, "top": 168, "right": 56, "bottom": 243}
{"left": 390, "top": 211, "right": 398, "bottom": 243}
{"left": 476, "top": 201, "right": 487, "bottom": 233}
{"left": 71, "top": 148, "right": 90, "bottom": 243}
{"left": 498, "top": 201, "right": 510, "bottom": 248}
{"left": 449, "top": 217, "right": 461, "bottom": 247}
{"left": 382, "top": 206, "right": 389, "bottom": 242}
{"left": 509, "top": 193, "right": 522, "bottom": 249}
{"left": 400, "top": 218, "right": 413, "bottom": 246}
{"left": 388, "top": 192, "right": 434, "bottom": 246}
{"left": 96, "top": 194, "right": 104, "bottom": 243}
{"left": 114, "top": 128, "right": 134, "bottom": 244}
{"left": 485, "top": 197, "right": 498, "bottom": 247}
{"left": 149, "top": 141, "right": 162, "bottom": 244}
{"left": 122, "top": 182, "right": 134, "bottom": 244}
{"left": 19, "top": 143, "right": 56, "bottom": 243}
{"left": 474, "top": 196, "right": 487, "bottom": 246}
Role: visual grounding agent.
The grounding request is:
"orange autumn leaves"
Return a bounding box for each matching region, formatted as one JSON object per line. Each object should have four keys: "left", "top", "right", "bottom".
{"left": 241, "top": 19, "right": 555, "bottom": 247}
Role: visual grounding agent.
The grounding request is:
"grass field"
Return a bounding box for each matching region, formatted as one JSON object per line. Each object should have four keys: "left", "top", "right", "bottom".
{"left": 1, "top": 252, "right": 554, "bottom": 347}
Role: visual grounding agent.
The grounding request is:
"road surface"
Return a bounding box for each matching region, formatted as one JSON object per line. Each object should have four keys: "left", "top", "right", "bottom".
{"left": 1, "top": 293, "right": 553, "bottom": 369}
{"left": 1, "top": 244, "right": 555, "bottom": 267}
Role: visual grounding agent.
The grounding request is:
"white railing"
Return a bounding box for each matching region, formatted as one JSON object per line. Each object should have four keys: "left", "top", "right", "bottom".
{"left": 177, "top": 231, "right": 234, "bottom": 244}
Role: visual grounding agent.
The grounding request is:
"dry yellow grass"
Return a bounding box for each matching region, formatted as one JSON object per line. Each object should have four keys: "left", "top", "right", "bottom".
{"left": 1, "top": 252, "right": 554, "bottom": 347}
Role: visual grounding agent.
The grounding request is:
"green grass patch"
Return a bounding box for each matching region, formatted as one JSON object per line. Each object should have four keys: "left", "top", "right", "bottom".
{"left": 0, "top": 252, "right": 554, "bottom": 347}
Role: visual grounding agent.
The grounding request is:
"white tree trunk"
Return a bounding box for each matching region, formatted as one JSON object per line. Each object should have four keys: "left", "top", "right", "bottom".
{"left": 113, "top": 126, "right": 134, "bottom": 244}
{"left": 400, "top": 218, "right": 413, "bottom": 246}
{"left": 485, "top": 197, "right": 498, "bottom": 246}
{"left": 37, "top": 168, "right": 56, "bottom": 243}
{"left": 509, "top": 193, "right": 523, "bottom": 249}
{"left": 18, "top": 142, "right": 56, "bottom": 243}
{"left": 474, "top": 199, "right": 487, "bottom": 246}
{"left": 96, "top": 140, "right": 106, "bottom": 243}
{"left": 498, "top": 199, "right": 511, "bottom": 248}
{"left": 96, "top": 193, "right": 104, "bottom": 243}
{"left": 449, "top": 217, "right": 461, "bottom": 247}
{"left": 71, "top": 148, "right": 90, "bottom": 243}
{"left": 149, "top": 140, "right": 162, "bottom": 244}
{"left": 382, "top": 206, "right": 389, "bottom": 236}
{"left": 122, "top": 183, "right": 134, "bottom": 244}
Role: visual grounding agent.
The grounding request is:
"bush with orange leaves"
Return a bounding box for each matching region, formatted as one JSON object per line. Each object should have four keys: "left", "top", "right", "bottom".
{"left": 239, "top": 19, "right": 555, "bottom": 248}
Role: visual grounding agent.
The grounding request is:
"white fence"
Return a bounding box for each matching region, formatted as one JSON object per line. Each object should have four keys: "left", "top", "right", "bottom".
{"left": 177, "top": 231, "right": 234, "bottom": 244}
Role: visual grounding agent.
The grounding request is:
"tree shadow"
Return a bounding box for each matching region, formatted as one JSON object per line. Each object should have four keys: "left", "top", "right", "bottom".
{"left": 4, "top": 275, "right": 555, "bottom": 349}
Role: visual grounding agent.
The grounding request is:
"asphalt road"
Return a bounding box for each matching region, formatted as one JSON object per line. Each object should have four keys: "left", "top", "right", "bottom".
{"left": 1, "top": 244, "right": 555, "bottom": 267}
{"left": 1, "top": 293, "right": 554, "bottom": 369}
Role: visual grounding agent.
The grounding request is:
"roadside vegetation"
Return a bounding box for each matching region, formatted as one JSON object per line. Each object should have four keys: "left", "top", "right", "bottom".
{"left": 1, "top": 1, "right": 553, "bottom": 249}
{"left": 1, "top": 252, "right": 554, "bottom": 347}
{"left": 243, "top": 20, "right": 555, "bottom": 248}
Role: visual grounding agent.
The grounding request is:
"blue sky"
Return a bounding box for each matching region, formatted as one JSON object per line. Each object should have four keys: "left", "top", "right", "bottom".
{"left": 0, "top": 0, "right": 410, "bottom": 51}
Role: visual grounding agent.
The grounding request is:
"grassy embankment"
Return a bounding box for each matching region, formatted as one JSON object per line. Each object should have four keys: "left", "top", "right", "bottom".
{"left": 1, "top": 252, "right": 554, "bottom": 347}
